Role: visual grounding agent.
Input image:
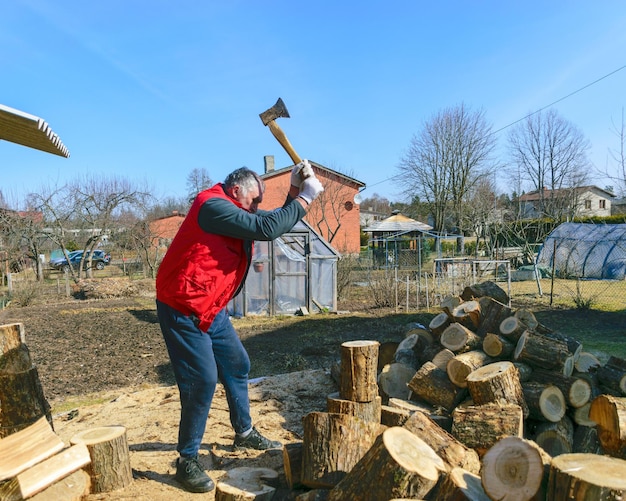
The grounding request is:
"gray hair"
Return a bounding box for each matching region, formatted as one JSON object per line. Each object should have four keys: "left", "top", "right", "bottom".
{"left": 224, "top": 167, "right": 264, "bottom": 195}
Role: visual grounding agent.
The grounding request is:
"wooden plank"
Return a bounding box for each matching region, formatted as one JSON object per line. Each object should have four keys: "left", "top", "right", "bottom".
{"left": 0, "top": 416, "right": 64, "bottom": 481}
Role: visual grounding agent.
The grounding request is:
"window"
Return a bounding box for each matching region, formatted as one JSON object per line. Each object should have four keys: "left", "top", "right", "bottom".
{"left": 599, "top": 199, "right": 606, "bottom": 209}
{"left": 585, "top": 200, "right": 591, "bottom": 209}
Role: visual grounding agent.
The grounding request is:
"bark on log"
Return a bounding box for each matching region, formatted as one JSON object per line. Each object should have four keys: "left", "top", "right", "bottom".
{"left": 283, "top": 442, "right": 303, "bottom": 489}
{"left": 451, "top": 300, "right": 481, "bottom": 330}
{"left": 482, "top": 333, "right": 515, "bottom": 359}
{"left": 327, "top": 427, "right": 446, "bottom": 501}
{"left": 440, "top": 323, "right": 482, "bottom": 354}
{"left": 70, "top": 425, "right": 133, "bottom": 493}
{"left": 529, "top": 368, "right": 592, "bottom": 409}
{"left": 451, "top": 402, "right": 524, "bottom": 456}
{"left": 408, "top": 361, "right": 466, "bottom": 411}
{"left": 573, "top": 425, "right": 603, "bottom": 454}
{"left": 498, "top": 316, "right": 527, "bottom": 342}
{"left": 215, "top": 467, "right": 279, "bottom": 501}
{"left": 403, "top": 410, "right": 481, "bottom": 474}
{"left": 514, "top": 330, "right": 574, "bottom": 376}
{"left": 388, "top": 398, "right": 451, "bottom": 427}
{"left": 326, "top": 392, "right": 381, "bottom": 423}
{"left": 378, "top": 363, "right": 415, "bottom": 400}
{"left": 0, "top": 323, "right": 26, "bottom": 356}
{"left": 447, "top": 350, "right": 494, "bottom": 389}
{"left": 596, "top": 356, "right": 626, "bottom": 396}
{"left": 532, "top": 416, "right": 574, "bottom": 457}
{"left": 381, "top": 405, "right": 412, "bottom": 427}
{"left": 476, "top": 296, "right": 512, "bottom": 337}
{"left": 430, "top": 467, "right": 490, "bottom": 501}
{"left": 481, "top": 436, "right": 548, "bottom": 501}
{"left": 339, "top": 340, "right": 379, "bottom": 402}
{"left": 301, "top": 412, "right": 385, "bottom": 488}
{"left": 589, "top": 394, "right": 626, "bottom": 458}
{"left": 461, "top": 281, "right": 509, "bottom": 305}
{"left": 465, "top": 361, "right": 529, "bottom": 418}
{"left": 547, "top": 453, "right": 626, "bottom": 500}
{"left": 429, "top": 312, "right": 451, "bottom": 340}
{"left": 522, "top": 381, "right": 566, "bottom": 422}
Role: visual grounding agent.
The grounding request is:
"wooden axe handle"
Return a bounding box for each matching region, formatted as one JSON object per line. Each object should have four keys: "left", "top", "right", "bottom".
{"left": 267, "top": 121, "right": 312, "bottom": 179}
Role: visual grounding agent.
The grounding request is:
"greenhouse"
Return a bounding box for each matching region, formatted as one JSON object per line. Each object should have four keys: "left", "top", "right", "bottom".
{"left": 536, "top": 223, "right": 626, "bottom": 280}
{"left": 228, "top": 220, "right": 340, "bottom": 317}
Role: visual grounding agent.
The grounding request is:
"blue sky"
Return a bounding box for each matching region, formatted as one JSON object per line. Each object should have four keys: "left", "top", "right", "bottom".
{"left": 2, "top": 1, "right": 626, "bottom": 207}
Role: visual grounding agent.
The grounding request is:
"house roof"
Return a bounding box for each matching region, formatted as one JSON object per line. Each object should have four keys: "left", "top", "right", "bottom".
{"left": 0, "top": 103, "right": 70, "bottom": 157}
{"left": 362, "top": 211, "right": 433, "bottom": 233}
{"left": 519, "top": 185, "right": 615, "bottom": 202}
{"left": 260, "top": 160, "right": 366, "bottom": 189}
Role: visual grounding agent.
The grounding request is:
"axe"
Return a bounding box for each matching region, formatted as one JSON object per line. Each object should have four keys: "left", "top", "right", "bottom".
{"left": 259, "top": 98, "right": 311, "bottom": 179}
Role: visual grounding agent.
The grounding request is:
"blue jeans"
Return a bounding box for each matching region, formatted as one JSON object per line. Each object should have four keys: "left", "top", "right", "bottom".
{"left": 156, "top": 301, "right": 252, "bottom": 458}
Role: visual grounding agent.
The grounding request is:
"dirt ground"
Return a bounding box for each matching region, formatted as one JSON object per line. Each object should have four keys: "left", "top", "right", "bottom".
{"left": 0, "top": 281, "right": 427, "bottom": 500}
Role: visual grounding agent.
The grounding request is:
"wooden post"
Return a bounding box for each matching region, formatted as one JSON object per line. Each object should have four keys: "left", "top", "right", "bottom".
{"left": 70, "top": 426, "right": 133, "bottom": 493}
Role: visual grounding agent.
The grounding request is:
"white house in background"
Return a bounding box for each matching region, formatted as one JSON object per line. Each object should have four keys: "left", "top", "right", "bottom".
{"left": 519, "top": 185, "right": 615, "bottom": 219}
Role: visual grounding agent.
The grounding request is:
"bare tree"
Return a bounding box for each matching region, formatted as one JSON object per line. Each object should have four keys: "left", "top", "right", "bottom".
{"left": 461, "top": 176, "right": 498, "bottom": 257}
{"left": 0, "top": 207, "right": 48, "bottom": 281}
{"left": 507, "top": 109, "right": 591, "bottom": 220}
{"left": 604, "top": 108, "right": 626, "bottom": 196}
{"left": 396, "top": 104, "right": 495, "bottom": 234}
{"left": 186, "top": 167, "right": 213, "bottom": 202}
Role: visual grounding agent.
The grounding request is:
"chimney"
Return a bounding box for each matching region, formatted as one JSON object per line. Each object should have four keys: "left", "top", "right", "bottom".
{"left": 264, "top": 155, "right": 275, "bottom": 174}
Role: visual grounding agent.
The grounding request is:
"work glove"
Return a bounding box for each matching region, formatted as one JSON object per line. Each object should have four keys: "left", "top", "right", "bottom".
{"left": 290, "top": 159, "right": 314, "bottom": 187}
{"left": 298, "top": 176, "right": 324, "bottom": 205}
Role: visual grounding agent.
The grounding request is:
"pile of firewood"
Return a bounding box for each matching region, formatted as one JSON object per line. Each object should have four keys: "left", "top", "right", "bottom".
{"left": 289, "top": 281, "right": 626, "bottom": 501}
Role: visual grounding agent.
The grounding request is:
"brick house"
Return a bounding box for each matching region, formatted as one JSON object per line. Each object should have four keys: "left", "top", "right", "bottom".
{"left": 259, "top": 156, "right": 366, "bottom": 255}
{"left": 519, "top": 185, "right": 615, "bottom": 219}
{"left": 148, "top": 211, "right": 185, "bottom": 255}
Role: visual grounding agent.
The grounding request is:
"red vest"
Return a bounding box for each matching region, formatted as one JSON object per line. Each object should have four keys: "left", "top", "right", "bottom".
{"left": 156, "top": 184, "right": 252, "bottom": 331}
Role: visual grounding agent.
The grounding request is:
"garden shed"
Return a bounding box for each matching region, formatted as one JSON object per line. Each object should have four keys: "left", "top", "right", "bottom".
{"left": 536, "top": 222, "right": 626, "bottom": 279}
{"left": 228, "top": 220, "right": 340, "bottom": 317}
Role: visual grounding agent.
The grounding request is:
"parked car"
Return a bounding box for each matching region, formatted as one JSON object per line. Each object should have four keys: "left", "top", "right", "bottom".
{"left": 49, "top": 250, "right": 111, "bottom": 272}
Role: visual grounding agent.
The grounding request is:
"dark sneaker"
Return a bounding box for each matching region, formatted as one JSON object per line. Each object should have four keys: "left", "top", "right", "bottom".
{"left": 175, "top": 456, "right": 215, "bottom": 493}
{"left": 234, "top": 427, "right": 281, "bottom": 450}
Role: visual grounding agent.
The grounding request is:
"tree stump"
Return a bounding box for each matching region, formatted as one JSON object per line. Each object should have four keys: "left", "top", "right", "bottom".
{"left": 301, "top": 412, "right": 385, "bottom": 488}
{"left": 447, "top": 350, "right": 493, "bottom": 389}
{"left": 522, "top": 381, "right": 566, "bottom": 422}
{"left": 339, "top": 340, "right": 379, "bottom": 402}
{"left": 514, "top": 330, "right": 574, "bottom": 376}
{"left": 533, "top": 416, "right": 574, "bottom": 457}
{"left": 451, "top": 402, "right": 524, "bottom": 456}
{"left": 589, "top": 394, "right": 626, "bottom": 457}
{"left": 408, "top": 361, "right": 466, "bottom": 411}
{"left": 547, "top": 453, "right": 626, "bottom": 500}
{"left": 326, "top": 392, "right": 381, "bottom": 423}
{"left": 482, "top": 333, "right": 515, "bottom": 358}
{"left": 465, "top": 361, "right": 529, "bottom": 418}
{"left": 403, "top": 410, "right": 481, "bottom": 474}
{"left": 215, "top": 467, "right": 279, "bottom": 501}
{"left": 70, "top": 426, "right": 133, "bottom": 493}
{"left": 431, "top": 466, "right": 490, "bottom": 501}
{"left": 440, "top": 323, "right": 482, "bottom": 353}
{"left": 327, "top": 427, "right": 446, "bottom": 501}
{"left": 283, "top": 442, "right": 303, "bottom": 489}
{"left": 481, "top": 436, "right": 549, "bottom": 501}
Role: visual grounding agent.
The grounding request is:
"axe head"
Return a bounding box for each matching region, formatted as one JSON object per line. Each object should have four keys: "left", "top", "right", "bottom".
{"left": 259, "top": 98, "right": 290, "bottom": 126}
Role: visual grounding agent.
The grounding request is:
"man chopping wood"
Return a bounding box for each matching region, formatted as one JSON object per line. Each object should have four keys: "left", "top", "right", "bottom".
{"left": 155, "top": 161, "right": 323, "bottom": 493}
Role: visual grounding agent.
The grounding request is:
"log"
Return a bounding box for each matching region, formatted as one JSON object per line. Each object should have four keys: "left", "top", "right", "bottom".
{"left": 378, "top": 341, "right": 400, "bottom": 371}
{"left": 0, "top": 443, "right": 91, "bottom": 501}
{"left": 408, "top": 361, "right": 466, "bottom": 411}
{"left": 451, "top": 300, "right": 481, "bottom": 330}
{"left": 429, "top": 312, "right": 451, "bottom": 339}
{"left": 29, "top": 470, "right": 91, "bottom": 501}
{"left": 0, "top": 415, "right": 64, "bottom": 481}
{"left": 529, "top": 368, "right": 592, "bottom": 408}
{"left": 481, "top": 436, "right": 548, "bottom": 501}
{"left": 575, "top": 352, "right": 602, "bottom": 373}
{"left": 589, "top": 394, "right": 626, "bottom": 457}
{"left": 596, "top": 356, "right": 626, "bottom": 396}
{"left": 482, "top": 333, "right": 515, "bottom": 359}
{"left": 465, "top": 361, "right": 529, "bottom": 418}
{"left": 430, "top": 467, "right": 490, "bottom": 501}
{"left": 327, "top": 427, "right": 446, "bottom": 501}
{"left": 0, "top": 323, "right": 26, "bottom": 356}
{"left": 498, "top": 316, "right": 527, "bottom": 342}
{"left": 476, "top": 296, "right": 512, "bottom": 337}
{"left": 522, "top": 381, "right": 566, "bottom": 422}
{"left": 215, "top": 467, "right": 279, "bottom": 501}
{"left": 378, "top": 363, "right": 415, "bottom": 400}
{"left": 440, "top": 295, "right": 462, "bottom": 316}
{"left": 514, "top": 330, "right": 574, "bottom": 376}
{"left": 570, "top": 402, "right": 596, "bottom": 427}
{"left": 404, "top": 322, "right": 434, "bottom": 344}
{"left": 70, "top": 425, "right": 133, "bottom": 493}
{"left": 513, "top": 362, "right": 533, "bottom": 382}
{"left": 403, "top": 410, "right": 481, "bottom": 474}
{"left": 301, "top": 412, "right": 385, "bottom": 488}
{"left": 339, "top": 340, "right": 379, "bottom": 402}
{"left": 573, "top": 425, "right": 603, "bottom": 454}
{"left": 283, "top": 442, "right": 303, "bottom": 489}
{"left": 388, "top": 397, "right": 452, "bottom": 430}
{"left": 326, "top": 392, "right": 381, "bottom": 423}
{"left": 533, "top": 416, "right": 574, "bottom": 457}
{"left": 381, "top": 405, "right": 412, "bottom": 427}
{"left": 451, "top": 402, "right": 524, "bottom": 456}
{"left": 447, "top": 350, "right": 493, "bottom": 389}
{"left": 430, "top": 348, "right": 455, "bottom": 370}
{"left": 461, "top": 281, "right": 509, "bottom": 305}
{"left": 547, "top": 453, "right": 626, "bottom": 500}
{"left": 440, "top": 323, "right": 482, "bottom": 353}
{"left": 514, "top": 308, "right": 538, "bottom": 331}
